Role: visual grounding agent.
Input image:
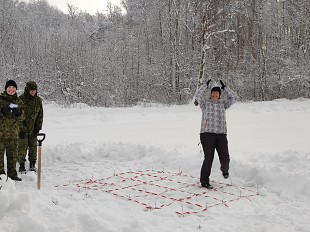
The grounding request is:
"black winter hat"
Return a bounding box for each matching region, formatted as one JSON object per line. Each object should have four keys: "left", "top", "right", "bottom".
{"left": 211, "top": 86, "right": 221, "bottom": 96}
{"left": 5, "top": 80, "right": 17, "bottom": 90}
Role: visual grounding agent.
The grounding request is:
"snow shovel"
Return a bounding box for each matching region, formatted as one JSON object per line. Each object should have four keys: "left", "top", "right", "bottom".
{"left": 36, "top": 133, "right": 46, "bottom": 190}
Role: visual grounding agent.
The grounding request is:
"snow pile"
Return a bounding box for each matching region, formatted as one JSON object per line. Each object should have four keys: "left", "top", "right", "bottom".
{"left": 0, "top": 99, "right": 309, "bottom": 232}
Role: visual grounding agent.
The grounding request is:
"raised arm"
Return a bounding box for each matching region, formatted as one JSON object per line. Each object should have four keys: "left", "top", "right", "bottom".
{"left": 194, "top": 79, "right": 211, "bottom": 109}
{"left": 219, "top": 80, "right": 238, "bottom": 109}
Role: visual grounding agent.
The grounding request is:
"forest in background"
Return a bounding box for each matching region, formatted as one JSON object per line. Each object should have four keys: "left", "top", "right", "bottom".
{"left": 1, "top": 0, "right": 310, "bottom": 106}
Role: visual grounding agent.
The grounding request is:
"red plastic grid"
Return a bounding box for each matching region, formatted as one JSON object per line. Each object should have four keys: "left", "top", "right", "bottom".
{"left": 64, "top": 169, "right": 259, "bottom": 215}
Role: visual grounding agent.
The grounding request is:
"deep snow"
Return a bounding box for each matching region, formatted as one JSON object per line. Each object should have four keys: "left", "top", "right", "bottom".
{"left": 1, "top": 99, "right": 310, "bottom": 232}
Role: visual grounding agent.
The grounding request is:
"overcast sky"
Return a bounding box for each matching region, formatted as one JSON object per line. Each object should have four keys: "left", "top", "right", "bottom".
{"left": 24, "top": 0, "right": 122, "bottom": 15}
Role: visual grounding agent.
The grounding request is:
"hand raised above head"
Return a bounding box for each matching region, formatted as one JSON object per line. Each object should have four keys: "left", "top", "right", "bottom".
{"left": 219, "top": 80, "right": 226, "bottom": 90}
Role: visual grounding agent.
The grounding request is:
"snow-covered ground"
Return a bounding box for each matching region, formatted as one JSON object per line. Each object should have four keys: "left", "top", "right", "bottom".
{"left": 1, "top": 99, "right": 310, "bottom": 232}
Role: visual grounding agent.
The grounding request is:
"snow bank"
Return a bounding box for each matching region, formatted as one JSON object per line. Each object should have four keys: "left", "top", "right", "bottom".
{"left": 1, "top": 99, "right": 309, "bottom": 232}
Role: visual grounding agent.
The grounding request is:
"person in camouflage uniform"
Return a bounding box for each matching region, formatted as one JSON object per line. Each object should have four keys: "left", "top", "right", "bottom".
{"left": 0, "top": 80, "right": 24, "bottom": 181}
{"left": 18, "top": 81, "right": 43, "bottom": 173}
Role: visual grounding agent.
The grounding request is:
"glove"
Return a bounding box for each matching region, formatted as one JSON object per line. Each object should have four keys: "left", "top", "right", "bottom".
{"left": 194, "top": 100, "right": 198, "bottom": 106}
{"left": 11, "top": 107, "right": 21, "bottom": 116}
{"left": 206, "top": 79, "right": 211, "bottom": 86}
{"left": 19, "top": 131, "right": 26, "bottom": 139}
{"left": 33, "top": 129, "right": 40, "bottom": 137}
{"left": 220, "top": 80, "right": 226, "bottom": 90}
{"left": 1, "top": 105, "right": 11, "bottom": 115}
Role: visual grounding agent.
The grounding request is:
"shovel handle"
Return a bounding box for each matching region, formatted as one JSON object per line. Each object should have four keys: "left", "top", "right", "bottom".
{"left": 36, "top": 133, "right": 46, "bottom": 146}
{"left": 36, "top": 133, "right": 45, "bottom": 190}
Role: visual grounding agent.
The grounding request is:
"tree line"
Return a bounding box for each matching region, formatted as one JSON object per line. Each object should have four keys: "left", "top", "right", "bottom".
{"left": 1, "top": 0, "right": 309, "bottom": 106}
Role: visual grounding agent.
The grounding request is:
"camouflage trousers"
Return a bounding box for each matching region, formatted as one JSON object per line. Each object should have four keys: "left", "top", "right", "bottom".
{"left": 18, "top": 135, "right": 37, "bottom": 163}
{"left": 0, "top": 138, "right": 18, "bottom": 178}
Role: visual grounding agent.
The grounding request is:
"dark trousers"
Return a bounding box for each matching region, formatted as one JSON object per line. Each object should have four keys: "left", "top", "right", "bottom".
{"left": 200, "top": 133, "right": 230, "bottom": 183}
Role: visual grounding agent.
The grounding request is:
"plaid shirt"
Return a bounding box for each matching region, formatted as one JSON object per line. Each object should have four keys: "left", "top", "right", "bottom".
{"left": 195, "top": 84, "right": 238, "bottom": 134}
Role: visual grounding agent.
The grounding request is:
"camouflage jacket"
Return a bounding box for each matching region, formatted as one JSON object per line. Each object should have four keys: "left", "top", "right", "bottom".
{"left": 19, "top": 89, "right": 43, "bottom": 135}
{"left": 0, "top": 92, "right": 25, "bottom": 139}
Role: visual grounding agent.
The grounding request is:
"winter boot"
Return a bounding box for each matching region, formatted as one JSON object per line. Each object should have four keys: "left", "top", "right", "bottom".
{"left": 222, "top": 172, "right": 229, "bottom": 179}
{"left": 19, "top": 163, "right": 27, "bottom": 174}
{"left": 10, "top": 176, "right": 22, "bottom": 181}
{"left": 29, "top": 161, "right": 37, "bottom": 172}
{"left": 201, "top": 182, "right": 213, "bottom": 189}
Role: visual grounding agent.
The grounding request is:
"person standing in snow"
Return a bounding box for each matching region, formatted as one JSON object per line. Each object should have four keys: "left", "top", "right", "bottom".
{"left": 195, "top": 79, "right": 238, "bottom": 189}
{"left": 0, "top": 80, "right": 24, "bottom": 181}
{"left": 18, "top": 81, "right": 43, "bottom": 173}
